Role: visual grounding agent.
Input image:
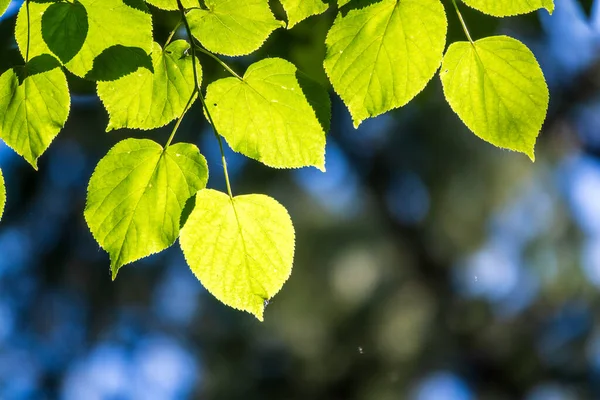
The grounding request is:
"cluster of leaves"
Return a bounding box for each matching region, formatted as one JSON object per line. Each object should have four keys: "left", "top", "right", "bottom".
{"left": 0, "top": 0, "right": 552, "bottom": 320}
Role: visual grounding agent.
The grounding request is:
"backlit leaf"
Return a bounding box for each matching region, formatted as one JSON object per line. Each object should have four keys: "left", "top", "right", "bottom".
{"left": 97, "top": 40, "right": 200, "bottom": 131}
{"left": 0, "top": 55, "right": 70, "bottom": 168}
{"left": 324, "top": 0, "right": 447, "bottom": 127}
{"left": 145, "top": 0, "right": 197, "bottom": 11}
{"left": 205, "top": 57, "right": 329, "bottom": 170}
{"left": 440, "top": 36, "right": 549, "bottom": 160}
{"left": 85, "top": 139, "right": 208, "bottom": 277}
{"left": 180, "top": 189, "right": 295, "bottom": 320}
{"left": 187, "top": 0, "right": 284, "bottom": 56}
{"left": 280, "top": 0, "right": 329, "bottom": 28}
{"left": 0, "top": 0, "right": 10, "bottom": 18}
{"left": 0, "top": 169, "right": 5, "bottom": 222}
{"left": 461, "top": 0, "right": 554, "bottom": 16}
{"left": 16, "top": 0, "right": 153, "bottom": 78}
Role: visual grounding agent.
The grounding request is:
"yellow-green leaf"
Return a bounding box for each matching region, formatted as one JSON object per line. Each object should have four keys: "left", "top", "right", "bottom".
{"left": 84, "top": 139, "right": 208, "bottom": 277}
{"left": 0, "top": 0, "right": 11, "bottom": 18}
{"left": 180, "top": 189, "right": 295, "bottom": 321}
{"left": 15, "top": 0, "right": 153, "bottom": 79}
{"left": 205, "top": 58, "right": 330, "bottom": 170}
{"left": 0, "top": 55, "right": 70, "bottom": 169}
{"left": 324, "top": 0, "right": 447, "bottom": 127}
{"left": 145, "top": 0, "right": 197, "bottom": 10}
{"left": 0, "top": 169, "right": 5, "bottom": 222}
{"left": 440, "top": 36, "right": 549, "bottom": 160}
{"left": 187, "top": 0, "right": 284, "bottom": 56}
{"left": 280, "top": 0, "right": 329, "bottom": 28}
{"left": 461, "top": 0, "right": 554, "bottom": 17}
{"left": 97, "top": 40, "right": 200, "bottom": 131}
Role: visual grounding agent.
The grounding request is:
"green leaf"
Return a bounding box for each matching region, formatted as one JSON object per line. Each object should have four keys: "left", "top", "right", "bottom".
{"left": 187, "top": 0, "right": 284, "bottom": 56}
{"left": 97, "top": 40, "right": 200, "bottom": 131}
{"left": 84, "top": 139, "right": 208, "bottom": 277}
{"left": 338, "top": 0, "right": 351, "bottom": 7}
{"left": 145, "top": 0, "right": 197, "bottom": 10}
{"left": 0, "top": 0, "right": 10, "bottom": 19}
{"left": 0, "top": 55, "right": 70, "bottom": 169}
{"left": 440, "top": 36, "right": 549, "bottom": 161}
{"left": 180, "top": 189, "right": 295, "bottom": 321}
{"left": 461, "top": 0, "right": 554, "bottom": 16}
{"left": 16, "top": 0, "right": 153, "bottom": 78}
{"left": 205, "top": 58, "right": 329, "bottom": 170}
{"left": 41, "top": 0, "right": 88, "bottom": 64}
{"left": 324, "top": 0, "right": 447, "bottom": 127}
{"left": 0, "top": 168, "right": 5, "bottom": 222}
{"left": 280, "top": 0, "right": 329, "bottom": 28}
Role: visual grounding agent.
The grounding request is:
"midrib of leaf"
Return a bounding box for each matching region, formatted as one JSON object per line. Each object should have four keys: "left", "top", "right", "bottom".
{"left": 471, "top": 44, "right": 541, "bottom": 141}
{"left": 364, "top": 2, "right": 397, "bottom": 102}
{"left": 113, "top": 154, "right": 164, "bottom": 267}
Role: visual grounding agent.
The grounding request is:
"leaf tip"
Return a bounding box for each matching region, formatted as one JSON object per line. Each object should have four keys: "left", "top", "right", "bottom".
{"left": 110, "top": 261, "right": 121, "bottom": 281}
{"left": 527, "top": 150, "right": 536, "bottom": 162}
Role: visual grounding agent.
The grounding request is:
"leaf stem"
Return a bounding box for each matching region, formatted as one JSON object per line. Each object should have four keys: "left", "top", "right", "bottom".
{"left": 165, "top": 19, "right": 182, "bottom": 46}
{"left": 164, "top": 88, "right": 196, "bottom": 149}
{"left": 450, "top": 0, "right": 474, "bottom": 44}
{"left": 25, "top": 0, "right": 31, "bottom": 62}
{"left": 177, "top": 0, "right": 234, "bottom": 198}
{"left": 194, "top": 45, "right": 243, "bottom": 81}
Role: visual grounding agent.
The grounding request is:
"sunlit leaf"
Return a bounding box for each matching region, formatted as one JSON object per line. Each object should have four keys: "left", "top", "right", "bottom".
{"left": 280, "top": 0, "right": 328, "bottom": 28}
{"left": 187, "top": 0, "right": 284, "bottom": 56}
{"left": 0, "top": 0, "right": 11, "bottom": 18}
{"left": 205, "top": 57, "right": 329, "bottom": 170}
{"left": 85, "top": 139, "right": 208, "bottom": 277}
{"left": 16, "top": 0, "right": 153, "bottom": 79}
{"left": 97, "top": 40, "right": 199, "bottom": 131}
{"left": 324, "top": 0, "right": 447, "bottom": 127}
{"left": 145, "top": 0, "right": 197, "bottom": 11}
{"left": 180, "top": 189, "right": 295, "bottom": 320}
{"left": 440, "top": 36, "right": 549, "bottom": 160}
{"left": 461, "top": 0, "right": 554, "bottom": 16}
{"left": 0, "top": 55, "right": 70, "bottom": 168}
{"left": 0, "top": 169, "right": 5, "bottom": 222}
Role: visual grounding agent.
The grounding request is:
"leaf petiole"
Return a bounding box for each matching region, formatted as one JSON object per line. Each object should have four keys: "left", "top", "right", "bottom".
{"left": 177, "top": 0, "right": 234, "bottom": 198}
{"left": 451, "top": 0, "right": 474, "bottom": 44}
{"left": 194, "top": 45, "right": 243, "bottom": 81}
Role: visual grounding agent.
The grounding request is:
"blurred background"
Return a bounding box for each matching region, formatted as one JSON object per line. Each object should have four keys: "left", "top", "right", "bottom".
{"left": 1, "top": 0, "right": 600, "bottom": 398}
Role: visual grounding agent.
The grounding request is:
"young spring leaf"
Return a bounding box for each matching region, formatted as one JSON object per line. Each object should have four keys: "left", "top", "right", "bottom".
{"left": 97, "top": 40, "right": 200, "bottom": 131}
{"left": 461, "top": 0, "right": 554, "bottom": 17}
{"left": 0, "top": 55, "right": 70, "bottom": 169}
{"left": 0, "top": 169, "right": 5, "bottom": 222}
{"left": 324, "top": 0, "right": 447, "bottom": 127}
{"left": 180, "top": 189, "right": 295, "bottom": 321}
{"left": 205, "top": 57, "right": 330, "bottom": 170}
{"left": 85, "top": 139, "right": 208, "bottom": 278}
{"left": 0, "top": 0, "right": 10, "bottom": 18}
{"left": 15, "top": 0, "right": 153, "bottom": 79}
{"left": 440, "top": 36, "right": 549, "bottom": 161}
{"left": 187, "top": 0, "right": 284, "bottom": 56}
{"left": 280, "top": 0, "right": 329, "bottom": 28}
{"left": 338, "top": 0, "right": 351, "bottom": 7}
{"left": 145, "top": 0, "right": 197, "bottom": 11}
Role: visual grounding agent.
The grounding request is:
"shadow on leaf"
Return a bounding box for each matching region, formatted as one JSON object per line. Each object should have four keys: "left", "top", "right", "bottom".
{"left": 16, "top": 54, "right": 62, "bottom": 83}
{"left": 296, "top": 70, "right": 331, "bottom": 134}
{"left": 123, "top": 0, "right": 151, "bottom": 13}
{"left": 179, "top": 193, "right": 197, "bottom": 231}
{"left": 41, "top": 0, "right": 88, "bottom": 64}
{"left": 84, "top": 45, "right": 153, "bottom": 81}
